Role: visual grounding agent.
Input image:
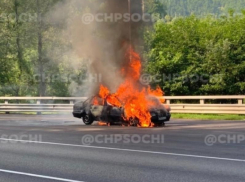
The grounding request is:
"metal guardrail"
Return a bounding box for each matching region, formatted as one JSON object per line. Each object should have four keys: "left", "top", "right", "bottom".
{"left": 0, "top": 96, "right": 244, "bottom": 114}
{"left": 0, "top": 97, "right": 87, "bottom": 113}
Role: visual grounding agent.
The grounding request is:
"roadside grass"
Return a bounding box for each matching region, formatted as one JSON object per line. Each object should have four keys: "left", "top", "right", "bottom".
{"left": 172, "top": 113, "right": 245, "bottom": 120}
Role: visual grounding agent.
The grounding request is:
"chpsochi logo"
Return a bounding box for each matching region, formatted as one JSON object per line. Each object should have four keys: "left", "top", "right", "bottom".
{"left": 204, "top": 134, "right": 245, "bottom": 146}
{"left": 204, "top": 134, "right": 217, "bottom": 146}
{"left": 82, "top": 13, "right": 94, "bottom": 24}
{"left": 140, "top": 74, "right": 152, "bottom": 85}
{"left": 81, "top": 135, "right": 94, "bottom": 145}
{"left": 81, "top": 134, "right": 164, "bottom": 146}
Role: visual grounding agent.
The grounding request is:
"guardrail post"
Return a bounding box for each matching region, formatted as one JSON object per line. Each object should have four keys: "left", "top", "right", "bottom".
{"left": 200, "top": 99, "right": 205, "bottom": 105}
{"left": 238, "top": 99, "right": 243, "bottom": 104}
{"left": 70, "top": 100, "right": 74, "bottom": 105}
{"left": 37, "top": 100, "right": 41, "bottom": 115}
{"left": 166, "top": 99, "right": 170, "bottom": 105}
{"left": 5, "top": 100, "right": 10, "bottom": 114}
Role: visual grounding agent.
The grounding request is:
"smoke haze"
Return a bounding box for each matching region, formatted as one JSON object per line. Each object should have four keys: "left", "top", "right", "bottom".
{"left": 47, "top": 0, "right": 143, "bottom": 96}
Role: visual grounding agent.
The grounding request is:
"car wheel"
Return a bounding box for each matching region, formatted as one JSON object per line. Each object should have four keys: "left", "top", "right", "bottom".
{"left": 82, "top": 113, "right": 94, "bottom": 125}
{"left": 154, "top": 122, "right": 165, "bottom": 127}
{"left": 129, "top": 118, "right": 139, "bottom": 127}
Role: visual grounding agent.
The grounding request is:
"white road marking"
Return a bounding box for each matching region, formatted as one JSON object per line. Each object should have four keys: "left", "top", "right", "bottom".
{"left": 1, "top": 138, "right": 245, "bottom": 162}
{"left": 0, "top": 169, "right": 84, "bottom": 182}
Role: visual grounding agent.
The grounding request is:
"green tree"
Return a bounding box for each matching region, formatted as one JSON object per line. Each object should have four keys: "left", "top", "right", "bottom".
{"left": 144, "top": 0, "right": 167, "bottom": 18}
{"left": 145, "top": 14, "right": 245, "bottom": 95}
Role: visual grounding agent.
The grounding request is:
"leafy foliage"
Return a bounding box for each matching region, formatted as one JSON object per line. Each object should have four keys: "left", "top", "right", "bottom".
{"left": 145, "top": 14, "right": 245, "bottom": 95}
{"left": 1, "top": 0, "right": 245, "bottom": 96}
{"left": 160, "top": 0, "right": 245, "bottom": 17}
{"left": 0, "top": 0, "right": 85, "bottom": 96}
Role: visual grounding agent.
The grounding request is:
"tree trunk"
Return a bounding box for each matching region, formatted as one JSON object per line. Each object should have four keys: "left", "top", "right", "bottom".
{"left": 37, "top": 0, "right": 45, "bottom": 96}
{"left": 14, "top": 0, "right": 22, "bottom": 96}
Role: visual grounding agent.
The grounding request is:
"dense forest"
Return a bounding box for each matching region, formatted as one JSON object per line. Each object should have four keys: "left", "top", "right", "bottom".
{"left": 144, "top": 13, "right": 245, "bottom": 95}
{"left": 0, "top": 0, "right": 245, "bottom": 97}
{"left": 160, "top": 0, "right": 245, "bottom": 17}
{"left": 0, "top": 0, "right": 82, "bottom": 97}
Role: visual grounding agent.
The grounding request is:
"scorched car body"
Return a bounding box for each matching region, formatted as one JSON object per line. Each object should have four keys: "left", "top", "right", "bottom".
{"left": 73, "top": 96, "right": 171, "bottom": 126}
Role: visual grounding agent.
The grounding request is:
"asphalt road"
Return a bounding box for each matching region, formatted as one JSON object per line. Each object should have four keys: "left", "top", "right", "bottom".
{"left": 0, "top": 114, "right": 245, "bottom": 182}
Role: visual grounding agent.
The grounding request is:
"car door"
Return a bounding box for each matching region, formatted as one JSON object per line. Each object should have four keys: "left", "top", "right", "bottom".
{"left": 100, "top": 100, "right": 113, "bottom": 121}
{"left": 90, "top": 97, "right": 104, "bottom": 119}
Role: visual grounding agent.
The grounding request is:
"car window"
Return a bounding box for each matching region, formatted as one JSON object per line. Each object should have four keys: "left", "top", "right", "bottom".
{"left": 83, "top": 98, "right": 90, "bottom": 105}
{"left": 92, "top": 96, "right": 104, "bottom": 105}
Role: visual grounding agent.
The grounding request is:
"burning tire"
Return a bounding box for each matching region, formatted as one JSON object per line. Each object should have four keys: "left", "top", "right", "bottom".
{"left": 83, "top": 113, "right": 94, "bottom": 125}
{"left": 129, "top": 117, "right": 140, "bottom": 127}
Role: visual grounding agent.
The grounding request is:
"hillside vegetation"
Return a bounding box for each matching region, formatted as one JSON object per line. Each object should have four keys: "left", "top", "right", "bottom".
{"left": 160, "top": 0, "right": 245, "bottom": 16}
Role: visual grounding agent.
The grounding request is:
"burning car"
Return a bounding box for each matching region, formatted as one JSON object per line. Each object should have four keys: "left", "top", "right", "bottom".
{"left": 73, "top": 95, "right": 171, "bottom": 127}
{"left": 73, "top": 47, "right": 170, "bottom": 127}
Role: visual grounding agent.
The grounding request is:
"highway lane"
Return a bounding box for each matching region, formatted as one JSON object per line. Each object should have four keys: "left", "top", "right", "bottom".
{"left": 0, "top": 114, "right": 245, "bottom": 182}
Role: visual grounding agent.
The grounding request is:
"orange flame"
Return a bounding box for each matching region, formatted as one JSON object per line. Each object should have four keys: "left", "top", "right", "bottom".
{"left": 98, "top": 121, "right": 107, "bottom": 126}
{"left": 92, "top": 97, "right": 99, "bottom": 105}
{"left": 97, "top": 47, "right": 164, "bottom": 127}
